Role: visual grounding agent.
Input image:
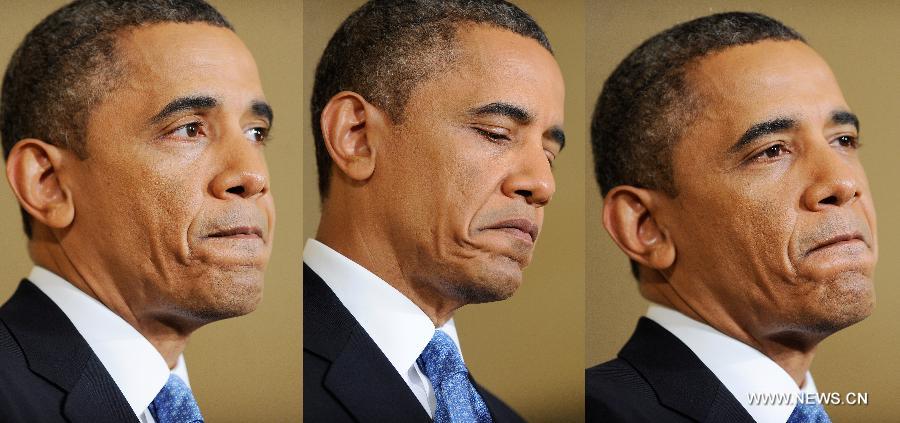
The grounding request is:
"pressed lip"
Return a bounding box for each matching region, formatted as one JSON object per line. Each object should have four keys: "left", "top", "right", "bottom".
{"left": 806, "top": 232, "right": 866, "bottom": 255}
{"left": 206, "top": 226, "right": 264, "bottom": 239}
{"left": 483, "top": 218, "right": 539, "bottom": 243}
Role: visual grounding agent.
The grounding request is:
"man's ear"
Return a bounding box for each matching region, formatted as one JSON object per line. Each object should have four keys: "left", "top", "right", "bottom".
{"left": 320, "top": 91, "right": 387, "bottom": 183}
{"left": 602, "top": 185, "right": 675, "bottom": 272}
{"left": 5, "top": 139, "right": 75, "bottom": 231}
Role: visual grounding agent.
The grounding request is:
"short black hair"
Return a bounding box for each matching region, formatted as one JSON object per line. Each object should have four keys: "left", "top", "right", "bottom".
{"left": 0, "top": 0, "right": 233, "bottom": 237}
{"left": 590, "top": 12, "right": 804, "bottom": 279}
{"left": 311, "top": 0, "right": 552, "bottom": 199}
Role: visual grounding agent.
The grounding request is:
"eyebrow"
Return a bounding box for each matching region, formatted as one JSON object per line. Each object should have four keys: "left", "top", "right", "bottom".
{"left": 251, "top": 100, "right": 274, "bottom": 126}
{"left": 467, "top": 101, "right": 566, "bottom": 149}
{"left": 729, "top": 110, "right": 861, "bottom": 154}
{"left": 150, "top": 95, "right": 218, "bottom": 125}
{"left": 831, "top": 110, "right": 859, "bottom": 131}
{"left": 549, "top": 127, "right": 566, "bottom": 150}
{"left": 469, "top": 102, "right": 532, "bottom": 123}
{"left": 149, "top": 96, "right": 274, "bottom": 129}
{"left": 729, "top": 116, "right": 797, "bottom": 154}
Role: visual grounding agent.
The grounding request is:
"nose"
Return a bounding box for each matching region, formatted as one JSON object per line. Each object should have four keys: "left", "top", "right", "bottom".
{"left": 500, "top": 141, "right": 556, "bottom": 207}
{"left": 210, "top": 130, "right": 269, "bottom": 200}
{"left": 802, "top": 143, "right": 861, "bottom": 211}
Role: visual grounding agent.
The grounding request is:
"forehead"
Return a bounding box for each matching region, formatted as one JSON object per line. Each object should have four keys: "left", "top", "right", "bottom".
{"left": 687, "top": 40, "right": 848, "bottom": 135}
{"left": 404, "top": 25, "right": 565, "bottom": 124}
{"left": 113, "top": 22, "right": 262, "bottom": 109}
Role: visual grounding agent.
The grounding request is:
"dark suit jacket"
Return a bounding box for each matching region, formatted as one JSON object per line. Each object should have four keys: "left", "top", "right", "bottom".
{"left": 585, "top": 317, "right": 755, "bottom": 423}
{"left": 303, "top": 263, "right": 525, "bottom": 422}
{"left": 0, "top": 280, "right": 137, "bottom": 423}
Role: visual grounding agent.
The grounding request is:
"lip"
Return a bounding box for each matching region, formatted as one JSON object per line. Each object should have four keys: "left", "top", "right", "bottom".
{"left": 805, "top": 232, "right": 867, "bottom": 256}
{"left": 205, "top": 226, "right": 264, "bottom": 240}
{"left": 483, "top": 218, "right": 539, "bottom": 243}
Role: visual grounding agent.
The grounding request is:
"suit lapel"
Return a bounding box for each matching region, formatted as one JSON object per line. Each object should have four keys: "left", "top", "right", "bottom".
{"left": 304, "top": 265, "right": 430, "bottom": 422}
{"left": 0, "top": 280, "right": 137, "bottom": 423}
{"left": 619, "top": 317, "right": 754, "bottom": 423}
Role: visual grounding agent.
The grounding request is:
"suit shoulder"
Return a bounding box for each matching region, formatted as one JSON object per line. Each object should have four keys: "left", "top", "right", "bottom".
{"left": 0, "top": 320, "right": 67, "bottom": 422}
{"left": 586, "top": 358, "right": 655, "bottom": 401}
{"left": 585, "top": 358, "right": 690, "bottom": 423}
{"left": 0, "top": 320, "right": 30, "bottom": 381}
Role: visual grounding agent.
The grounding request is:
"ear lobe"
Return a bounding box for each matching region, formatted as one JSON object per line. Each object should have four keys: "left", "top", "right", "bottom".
{"left": 6, "top": 139, "right": 75, "bottom": 231}
{"left": 602, "top": 185, "right": 675, "bottom": 273}
{"left": 320, "top": 91, "right": 382, "bottom": 183}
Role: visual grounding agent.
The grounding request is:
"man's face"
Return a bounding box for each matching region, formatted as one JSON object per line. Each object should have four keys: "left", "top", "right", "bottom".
{"left": 661, "top": 40, "right": 877, "bottom": 339}
{"left": 65, "top": 23, "right": 274, "bottom": 324}
{"left": 373, "top": 26, "right": 565, "bottom": 304}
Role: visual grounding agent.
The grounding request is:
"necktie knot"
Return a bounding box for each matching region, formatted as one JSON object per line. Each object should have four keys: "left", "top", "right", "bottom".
{"left": 417, "top": 330, "right": 493, "bottom": 423}
{"left": 149, "top": 374, "right": 204, "bottom": 423}
{"left": 787, "top": 401, "right": 831, "bottom": 423}
{"left": 418, "top": 330, "right": 468, "bottom": 383}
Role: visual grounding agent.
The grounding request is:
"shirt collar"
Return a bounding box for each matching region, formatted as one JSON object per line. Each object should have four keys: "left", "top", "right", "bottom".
{"left": 303, "top": 239, "right": 462, "bottom": 379}
{"left": 28, "top": 266, "right": 188, "bottom": 419}
{"left": 646, "top": 304, "right": 816, "bottom": 423}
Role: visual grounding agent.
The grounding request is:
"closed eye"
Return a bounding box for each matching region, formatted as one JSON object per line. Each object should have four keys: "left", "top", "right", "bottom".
{"left": 473, "top": 126, "right": 510, "bottom": 142}
{"left": 545, "top": 150, "right": 556, "bottom": 168}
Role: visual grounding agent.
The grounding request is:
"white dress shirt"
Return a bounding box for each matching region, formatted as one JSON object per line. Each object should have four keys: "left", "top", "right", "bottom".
{"left": 29, "top": 266, "right": 191, "bottom": 423}
{"left": 646, "top": 304, "right": 818, "bottom": 423}
{"left": 304, "top": 238, "right": 462, "bottom": 417}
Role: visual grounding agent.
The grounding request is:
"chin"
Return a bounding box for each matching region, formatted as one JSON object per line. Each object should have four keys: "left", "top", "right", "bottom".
{"left": 804, "top": 270, "right": 875, "bottom": 335}
{"left": 442, "top": 255, "right": 524, "bottom": 305}
{"left": 181, "top": 269, "right": 265, "bottom": 323}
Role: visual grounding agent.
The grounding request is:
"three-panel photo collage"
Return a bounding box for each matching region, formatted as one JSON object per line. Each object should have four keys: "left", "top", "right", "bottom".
{"left": 0, "top": 0, "right": 897, "bottom": 422}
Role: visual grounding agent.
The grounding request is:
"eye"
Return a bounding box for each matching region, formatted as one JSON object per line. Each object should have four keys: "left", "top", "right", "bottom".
{"left": 245, "top": 127, "right": 269, "bottom": 143}
{"left": 834, "top": 134, "right": 860, "bottom": 149}
{"left": 473, "top": 127, "right": 510, "bottom": 142}
{"left": 751, "top": 144, "right": 788, "bottom": 162}
{"left": 169, "top": 122, "right": 205, "bottom": 139}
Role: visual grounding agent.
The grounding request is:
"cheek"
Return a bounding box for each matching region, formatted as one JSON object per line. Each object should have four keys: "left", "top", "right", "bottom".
{"left": 389, "top": 132, "right": 493, "bottom": 230}
{"left": 676, "top": 183, "right": 798, "bottom": 275}
{"left": 95, "top": 158, "right": 206, "bottom": 248}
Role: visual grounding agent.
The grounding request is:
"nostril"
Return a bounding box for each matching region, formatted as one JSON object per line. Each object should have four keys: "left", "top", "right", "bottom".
{"left": 515, "top": 189, "right": 533, "bottom": 198}
{"left": 819, "top": 195, "right": 838, "bottom": 205}
{"left": 227, "top": 186, "right": 245, "bottom": 195}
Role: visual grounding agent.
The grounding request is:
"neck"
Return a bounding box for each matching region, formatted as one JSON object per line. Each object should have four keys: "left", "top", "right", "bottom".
{"left": 316, "top": 196, "right": 462, "bottom": 326}
{"left": 641, "top": 276, "right": 817, "bottom": 386}
{"left": 29, "top": 237, "right": 190, "bottom": 369}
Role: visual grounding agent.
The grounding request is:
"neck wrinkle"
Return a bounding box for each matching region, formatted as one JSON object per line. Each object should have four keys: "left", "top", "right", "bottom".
{"left": 316, "top": 200, "right": 462, "bottom": 328}
{"left": 641, "top": 277, "right": 817, "bottom": 387}
{"left": 29, "top": 236, "right": 190, "bottom": 368}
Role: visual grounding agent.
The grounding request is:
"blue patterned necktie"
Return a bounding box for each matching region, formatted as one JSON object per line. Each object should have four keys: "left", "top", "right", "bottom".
{"left": 787, "top": 401, "right": 831, "bottom": 423}
{"left": 148, "top": 374, "right": 204, "bottom": 423}
{"left": 417, "top": 330, "right": 493, "bottom": 423}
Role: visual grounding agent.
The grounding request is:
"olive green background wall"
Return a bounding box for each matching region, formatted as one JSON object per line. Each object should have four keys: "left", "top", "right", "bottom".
{"left": 302, "top": 0, "right": 586, "bottom": 421}
{"left": 0, "top": 1, "right": 302, "bottom": 421}
{"left": 585, "top": 1, "right": 900, "bottom": 421}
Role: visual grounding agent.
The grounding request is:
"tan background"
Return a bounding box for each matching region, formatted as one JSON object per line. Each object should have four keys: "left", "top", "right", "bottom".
{"left": 0, "top": 1, "right": 302, "bottom": 421}
{"left": 302, "top": 0, "right": 585, "bottom": 421}
{"left": 585, "top": 1, "right": 900, "bottom": 421}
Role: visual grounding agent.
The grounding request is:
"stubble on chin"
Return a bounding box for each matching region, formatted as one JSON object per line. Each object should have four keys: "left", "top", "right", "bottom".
{"left": 432, "top": 256, "right": 524, "bottom": 305}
